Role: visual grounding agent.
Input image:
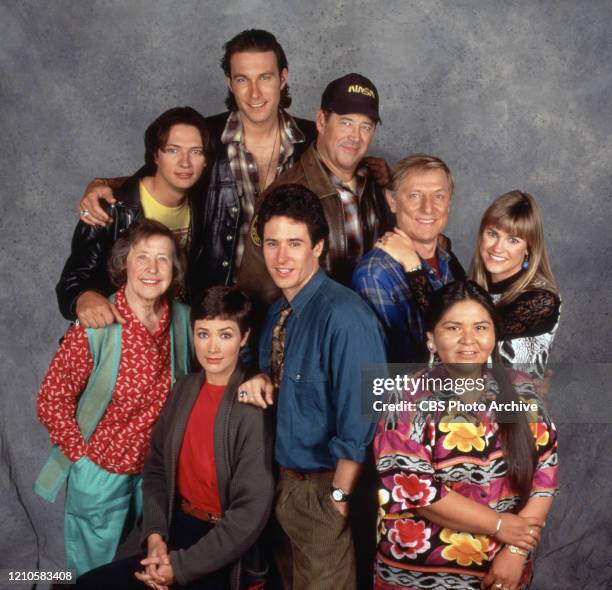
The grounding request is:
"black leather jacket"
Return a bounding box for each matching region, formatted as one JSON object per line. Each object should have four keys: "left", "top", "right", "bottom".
{"left": 198, "top": 112, "right": 316, "bottom": 293}
{"left": 56, "top": 169, "right": 206, "bottom": 320}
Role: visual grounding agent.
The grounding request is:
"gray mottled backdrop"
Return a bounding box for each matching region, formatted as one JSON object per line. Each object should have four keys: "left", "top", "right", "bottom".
{"left": 1, "top": 1, "right": 611, "bottom": 588}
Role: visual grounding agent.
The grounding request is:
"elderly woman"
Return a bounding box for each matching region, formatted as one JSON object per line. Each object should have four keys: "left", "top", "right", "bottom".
{"left": 76, "top": 286, "right": 274, "bottom": 590}
{"left": 35, "top": 219, "right": 193, "bottom": 576}
{"left": 374, "top": 281, "right": 558, "bottom": 590}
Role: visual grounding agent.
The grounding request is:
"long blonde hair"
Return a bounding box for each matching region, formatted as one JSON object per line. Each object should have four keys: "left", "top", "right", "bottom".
{"left": 470, "top": 190, "right": 558, "bottom": 305}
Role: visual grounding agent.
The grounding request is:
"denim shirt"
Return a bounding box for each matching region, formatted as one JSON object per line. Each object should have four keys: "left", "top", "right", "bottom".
{"left": 259, "top": 269, "right": 386, "bottom": 471}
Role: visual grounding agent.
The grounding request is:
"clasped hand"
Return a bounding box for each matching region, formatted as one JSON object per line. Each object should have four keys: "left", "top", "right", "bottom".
{"left": 495, "top": 513, "right": 544, "bottom": 551}
{"left": 134, "top": 534, "right": 175, "bottom": 590}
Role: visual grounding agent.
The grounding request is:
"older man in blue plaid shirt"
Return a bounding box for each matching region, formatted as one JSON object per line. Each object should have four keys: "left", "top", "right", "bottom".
{"left": 352, "top": 154, "right": 465, "bottom": 363}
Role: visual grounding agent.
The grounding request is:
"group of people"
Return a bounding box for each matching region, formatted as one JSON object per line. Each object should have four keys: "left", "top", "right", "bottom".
{"left": 34, "top": 28, "right": 560, "bottom": 590}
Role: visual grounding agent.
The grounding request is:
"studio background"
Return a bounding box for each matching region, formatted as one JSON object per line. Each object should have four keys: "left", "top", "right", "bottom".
{"left": 1, "top": 1, "right": 611, "bottom": 588}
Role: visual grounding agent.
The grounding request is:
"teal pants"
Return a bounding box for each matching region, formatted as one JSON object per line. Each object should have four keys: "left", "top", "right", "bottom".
{"left": 64, "top": 456, "right": 142, "bottom": 577}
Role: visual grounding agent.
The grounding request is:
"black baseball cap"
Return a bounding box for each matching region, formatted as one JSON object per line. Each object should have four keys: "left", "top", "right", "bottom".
{"left": 320, "top": 73, "right": 380, "bottom": 123}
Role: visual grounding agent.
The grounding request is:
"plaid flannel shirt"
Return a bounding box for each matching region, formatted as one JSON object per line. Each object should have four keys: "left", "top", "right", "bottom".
{"left": 326, "top": 166, "right": 369, "bottom": 261}
{"left": 221, "top": 110, "right": 306, "bottom": 269}
{"left": 352, "top": 246, "right": 462, "bottom": 362}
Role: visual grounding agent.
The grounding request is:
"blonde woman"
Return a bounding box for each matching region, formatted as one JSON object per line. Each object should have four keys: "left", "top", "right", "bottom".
{"left": 470, "top": 191, "right": 560, "bottom": 378}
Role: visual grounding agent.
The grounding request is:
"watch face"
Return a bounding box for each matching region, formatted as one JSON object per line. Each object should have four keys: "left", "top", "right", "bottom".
{"left": 332, "top": 489, "right": 344, "bottom": 501}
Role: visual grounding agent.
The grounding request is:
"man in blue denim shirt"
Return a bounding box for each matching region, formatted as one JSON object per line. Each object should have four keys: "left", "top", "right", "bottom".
{"left": 237, "top": 183, "right": 386, "bottom": 589}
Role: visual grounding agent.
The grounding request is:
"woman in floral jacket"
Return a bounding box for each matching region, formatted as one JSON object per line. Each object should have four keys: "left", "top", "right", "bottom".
{"left": 374, "top": 280, "right": 558, "bottom": 590}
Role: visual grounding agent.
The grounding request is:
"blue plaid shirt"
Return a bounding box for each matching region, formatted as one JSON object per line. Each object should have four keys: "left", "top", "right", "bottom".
{"left": 259, "top": 269, "right": 386, "bottom": 471}
{"left": 351, "top": 247, "right": 465, "bottom": 363}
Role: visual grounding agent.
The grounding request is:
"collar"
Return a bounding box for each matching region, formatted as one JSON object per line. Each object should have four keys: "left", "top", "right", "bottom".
{"left": 488, "top": 269, "right": 525, "bottom": 294}
{"left": 220, "top": 109, "right": 305, "bottom": 146}
{"left": 420, "top": 245, "right": 451, "bottom": 266}
{"left": 271, "top": 267, "right": 327, "bottom": 319}
{"left": 319, "top": 155, "right": 368, "bottom": 192}
{"left": 115, "top": 285, "right": 170, "bottom": 338}
{"left": 313, "top": 146, "right": 369, "bottom": 192}
{"left": 114, "top": 167, "right": 149, "bottom": 208}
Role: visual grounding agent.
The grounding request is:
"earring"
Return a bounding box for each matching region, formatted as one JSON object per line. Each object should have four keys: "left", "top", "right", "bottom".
{"left": 427, "top": 343, "right": 437, "bottom": 369}
{"left": 522, "top": 256, "right": 529, "bottom": 270}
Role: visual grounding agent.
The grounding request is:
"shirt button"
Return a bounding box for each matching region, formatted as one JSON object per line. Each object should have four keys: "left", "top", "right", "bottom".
{"left": 295, "top": 373, "right": 301, "bottom": 381}
{"left": 226, "top": 234, "right": 233, "bottom": 241}
{"left": 231, "top": 206, "right": 238, "bottom": 213}
{"left": 151, "top": 345, "right": 158, "bottom": 353}
{"left": 222, "top": 260, "right": 229, "bottom": 268}
{"left": 249, "top": 163, "right": 254, "bottom": 169}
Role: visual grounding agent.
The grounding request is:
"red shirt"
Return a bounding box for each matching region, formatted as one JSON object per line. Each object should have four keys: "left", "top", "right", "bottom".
{"left": 177, "top": 381, "right": 226, "bottom": 514}
{"left": 36, "top": 287, "right": 172, "bottom": 474}
{"left": 424, "top": 255, "right": 441, "bottom": 278}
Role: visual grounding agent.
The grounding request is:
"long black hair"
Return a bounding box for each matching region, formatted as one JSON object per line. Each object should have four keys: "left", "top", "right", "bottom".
{"left": 425, "top": 280, "right": 537, "bottom": 508}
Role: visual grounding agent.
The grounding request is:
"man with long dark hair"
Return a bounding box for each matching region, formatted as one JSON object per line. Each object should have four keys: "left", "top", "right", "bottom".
{"left": 57, "top": 107, "right": 211, "bottom": 326}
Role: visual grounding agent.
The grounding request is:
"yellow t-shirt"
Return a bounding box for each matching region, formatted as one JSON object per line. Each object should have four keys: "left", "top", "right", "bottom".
{"left": 139, "top": 181, "right": 191, "bottom": 250}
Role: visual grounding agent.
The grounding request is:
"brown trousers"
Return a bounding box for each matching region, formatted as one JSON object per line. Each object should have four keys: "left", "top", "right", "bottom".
{"left": 274, "top": 470, "right": 357, "bottom": 590}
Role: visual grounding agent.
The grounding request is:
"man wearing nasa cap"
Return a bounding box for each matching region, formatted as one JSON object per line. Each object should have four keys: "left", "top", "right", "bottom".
{"left": 238, "top": 72, "right": 393, "bottom": 304}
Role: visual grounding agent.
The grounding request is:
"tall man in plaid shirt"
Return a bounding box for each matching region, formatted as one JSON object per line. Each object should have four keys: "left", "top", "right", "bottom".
{"left": 238, "top": 73, "right": 394, "bottom": 304}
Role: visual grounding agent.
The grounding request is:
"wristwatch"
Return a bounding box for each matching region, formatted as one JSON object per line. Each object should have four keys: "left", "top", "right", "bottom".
{"left": 331, "top": 487, "right": 350, "bottom": 502}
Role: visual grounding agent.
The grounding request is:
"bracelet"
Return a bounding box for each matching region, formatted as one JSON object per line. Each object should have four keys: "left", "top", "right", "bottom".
{"left": 493, "top": 516, "right": 502, "bottom": 536}
{"left": 507, "top": 544, "right": 529, "bottom": 557}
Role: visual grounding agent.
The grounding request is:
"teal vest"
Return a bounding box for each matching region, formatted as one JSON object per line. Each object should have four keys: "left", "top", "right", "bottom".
{"left": 34, "top": 299, "right": 193, "bottom": 502}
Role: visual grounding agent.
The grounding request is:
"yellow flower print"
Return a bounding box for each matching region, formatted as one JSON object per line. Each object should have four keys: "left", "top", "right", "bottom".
{"left": 377, "top": 489, "right": 390, "bottom": 542}
{"left": 440, "top": 528, "right": 489, "bottom": 566}
{"left": 529, "top": 421, "right": 550, "bottom": 448}
{"left": 439, "top": 420, "right": 486, "bottom": 453}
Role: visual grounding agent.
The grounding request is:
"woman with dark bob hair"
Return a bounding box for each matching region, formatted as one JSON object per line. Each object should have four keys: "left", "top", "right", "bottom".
{"left": 35, "top": 219, "right": 193, "bottom": 576}
{"left": 374, "top": 280, "right": 558, "bottom": 590}
{"left": 77, "top": 286, "right": 275, "bottom": 590}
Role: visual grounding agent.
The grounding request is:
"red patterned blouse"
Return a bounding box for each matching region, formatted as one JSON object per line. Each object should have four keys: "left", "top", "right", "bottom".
{"left": 37, "top": 287, "right": 172, "bottom": 474}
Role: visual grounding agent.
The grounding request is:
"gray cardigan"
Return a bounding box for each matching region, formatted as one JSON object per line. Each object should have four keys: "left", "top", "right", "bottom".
{"left": 140, "top": 365, "right": 275, "bottom": 589}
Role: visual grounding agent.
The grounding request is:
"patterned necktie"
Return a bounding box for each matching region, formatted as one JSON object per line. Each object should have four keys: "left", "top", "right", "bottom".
{"left": 270, "top": 304, "right": 292, "bottom": 391}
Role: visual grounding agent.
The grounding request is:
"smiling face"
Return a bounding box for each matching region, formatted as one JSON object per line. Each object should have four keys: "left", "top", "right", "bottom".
{"left": 124, "top": 235, "right": 174, "bottom": 304}
{"left": 262, "top": 215, "right": 323, "bottom": 301}
{"left": 427, "top": 299, "right": 496, "bottom": 368}
{"left": 153, "top": 123, "right": 207, "bottom": 194}
{"left": 315, "top": 111, "right": 376, "bottom": 181}
{"left": 387, "top": 168, "right": 451, "bottom": 253}
{"left": 227, "top": 50, "right": 287, "bottom": 127}
{"left": 194, "top": 317, "right": 249, "bottom": 386}
{"left": 479, "top": 225, "right": 529, "bottom": 282}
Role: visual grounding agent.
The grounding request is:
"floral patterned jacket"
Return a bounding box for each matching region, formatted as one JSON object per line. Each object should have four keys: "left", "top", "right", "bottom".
{"left": 373, "top": 369, "right": 558, "bottom": 590}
